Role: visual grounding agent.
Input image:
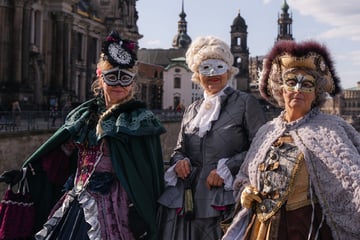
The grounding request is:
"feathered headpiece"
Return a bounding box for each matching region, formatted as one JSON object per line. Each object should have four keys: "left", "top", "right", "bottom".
{"left": 101, "top": 30, "right": 137, "bottom": 69}
{"left": 259, "top": 40, "right": 341, "bottom": 106}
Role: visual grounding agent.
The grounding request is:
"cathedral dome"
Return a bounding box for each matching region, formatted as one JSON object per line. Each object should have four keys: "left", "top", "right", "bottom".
{"left": 231, "top": 12, "right": 247, "bottom": 32}
{"left": 232, "top": 12, "right": 246, "bottom": 27}
{"left": 172, "top": 32, "right": 191, "bottom": 49}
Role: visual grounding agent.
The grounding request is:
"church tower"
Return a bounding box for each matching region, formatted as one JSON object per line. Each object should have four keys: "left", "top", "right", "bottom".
{"left": 172, "top": 0, "right": 192, "bottom": 49}
{"left": 230, "top": 11, "right": 250, "bottom": 91}
{"left": 277, "top": 0, "right": 294, "bottom": 41}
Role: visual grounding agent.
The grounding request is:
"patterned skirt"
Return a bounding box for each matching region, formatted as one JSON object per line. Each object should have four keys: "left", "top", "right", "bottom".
{"left": 35, "top": 174, "right": 134, "bottom": 240}
{"left": 40, "top": 199, "right": 90, "bottom": 240}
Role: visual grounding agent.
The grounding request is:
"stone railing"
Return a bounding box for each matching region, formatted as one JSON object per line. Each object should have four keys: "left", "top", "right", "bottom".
{"left": 0, "top": 110, "right": 183, "bottom": 133}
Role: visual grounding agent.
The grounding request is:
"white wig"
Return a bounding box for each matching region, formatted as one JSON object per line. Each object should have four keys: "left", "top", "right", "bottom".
{"left": 185, "top": 36, "right": 239, "bottom": 84}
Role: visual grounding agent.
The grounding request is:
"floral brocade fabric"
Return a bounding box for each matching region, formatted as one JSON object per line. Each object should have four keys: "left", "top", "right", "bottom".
{"left": 256, "top": 135, "right": 304, "bottom": 222}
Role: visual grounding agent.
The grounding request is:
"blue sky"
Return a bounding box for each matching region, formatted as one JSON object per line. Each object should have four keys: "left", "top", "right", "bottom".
{"left": 137, "top": 0, "right": 360, "bottom": 89}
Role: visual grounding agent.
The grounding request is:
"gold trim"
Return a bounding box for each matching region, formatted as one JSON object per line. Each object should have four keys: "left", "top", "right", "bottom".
{"left": 285, "top": 199, "right": 317, "bottom": 211}
{"left": 277, "top": 52, "right": 335, "bottom": 94}
{"left": 256, "top": 152, "right": 304, "bottom": 222}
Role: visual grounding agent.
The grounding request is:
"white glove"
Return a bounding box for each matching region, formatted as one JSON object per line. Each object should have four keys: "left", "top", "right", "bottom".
{"left": 240, "top": 185, "right": 262, "bottom": 209}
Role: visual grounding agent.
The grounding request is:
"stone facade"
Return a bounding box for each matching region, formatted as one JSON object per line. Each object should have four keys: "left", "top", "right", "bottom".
{"left": 162, "top": 57, "right": 201, "bottom": 110}
{"left": 0, "top": 0, "right": 140, "bottom": 111}
{"left": 136, "top": 62, "right": 164, "bottom": 109}
{"left": 322, "top": 82, "right": 360, "bottom": 131}
{"left": 1, "top": 0, "right": 359, "bottom": 129}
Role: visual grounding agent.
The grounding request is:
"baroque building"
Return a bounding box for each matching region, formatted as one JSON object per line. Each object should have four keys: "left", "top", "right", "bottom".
{"left": 231, "top": 11, "right": 250, "bottom": 92}
{"left": 276, "top": 0, "right": 294, "bottom": 41}
{"left": 172, "top": 0, "right": 191, "bottom": 49}
{"left": 162, "top": 57, "right": 197, "bottom": 111}
{"left": 322, "top": 82, "right": 360, "bottom": 131}
{"left": 137, "top": 0, "right": 190, "bottom": 110}
{"left": 2, "top": 0, "right": 358, "bottom": 129}
{"left": 341, "top": 82, "right": 360, "bottom": 116}
{"left": 137, "top": 1, "right": 293, "bottom": 113}
{"left": 341, "top": 83, "right": 360, "bottom": 131}
{"left": 0, "top": 0, "right": 140, "bottom": 110}
{"left": 136, "top": 62, "right": 164, "bottom": 110}
{"left": 248, "top": 0, "right": 294, "bottom": 93}
{"left": 138, "top": 1, "right": 243, "bottom": 111}
{"left": 246, "top": 0, "right": 294, "bottom": 119}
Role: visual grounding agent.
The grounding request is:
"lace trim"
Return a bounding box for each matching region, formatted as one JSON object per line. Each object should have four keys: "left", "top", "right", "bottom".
{"left": 100, "top": 109, "right": 155, "bottom": 134}
{"left": 34, "top": 190, "right": 101, "bottom": 240}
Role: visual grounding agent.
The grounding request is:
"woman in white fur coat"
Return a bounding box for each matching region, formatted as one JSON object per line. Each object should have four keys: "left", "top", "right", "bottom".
{"left": 223, "top": 40, "right": 360, "bottom": 240}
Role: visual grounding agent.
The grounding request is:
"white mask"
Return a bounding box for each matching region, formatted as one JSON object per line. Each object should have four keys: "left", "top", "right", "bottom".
{"left": 199, "top": 59, "right": 229, "bottom": 76}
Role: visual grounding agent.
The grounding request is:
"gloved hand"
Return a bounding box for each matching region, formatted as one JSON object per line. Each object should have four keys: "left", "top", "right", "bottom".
{"left": 0, "top": 169, "right": 24, "bottom": 185}
{"left": 128, "top": 203, "right": 149, "bottom": 239}
{"left": 240, "top": 185, "right": 262, "bottom": 209}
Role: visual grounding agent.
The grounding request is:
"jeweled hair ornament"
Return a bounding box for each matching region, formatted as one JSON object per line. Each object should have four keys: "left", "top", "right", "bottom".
{"left": 101, "top": 30, "right": 137, "bottom": 69}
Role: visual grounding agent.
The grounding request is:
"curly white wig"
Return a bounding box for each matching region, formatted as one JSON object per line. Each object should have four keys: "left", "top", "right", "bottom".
{"left": 185, "top": 36, "right": 239, "bottom": 84}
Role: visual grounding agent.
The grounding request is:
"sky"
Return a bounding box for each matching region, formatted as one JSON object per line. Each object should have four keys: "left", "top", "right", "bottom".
{"left": 137, "top": 0, "right": 360, "bottom": 89}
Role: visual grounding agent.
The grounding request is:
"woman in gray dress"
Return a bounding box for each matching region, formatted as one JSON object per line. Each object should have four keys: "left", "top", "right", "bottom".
{"left": 158, "top": 36, "right": 266, "bottom": 240}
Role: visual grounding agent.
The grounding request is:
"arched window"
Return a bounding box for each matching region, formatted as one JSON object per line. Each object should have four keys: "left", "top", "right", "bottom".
{"left": 237, "top": 37, "right": 241, "bottom": 46}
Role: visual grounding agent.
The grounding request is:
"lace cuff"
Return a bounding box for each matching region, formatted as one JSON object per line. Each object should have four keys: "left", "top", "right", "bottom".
{"left": 164, "top": 158, "right": 191, "bottom": 187}
{"left": 217, "top": 158, "right": 233, "bottom": 191}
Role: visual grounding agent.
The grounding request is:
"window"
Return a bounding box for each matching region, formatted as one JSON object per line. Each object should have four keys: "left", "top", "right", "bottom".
{"left": 30, "top": 10, "right": 42, "bottom": 50}
{"left": 89, "top": 37, "right": 98, "bottom": 64}
{"left": 75, "top": 73, "right": 80, "bottom": 96}
{"left": 192, "top": 82, "right": 200, "bottom": 90}
{"left": 236, "top": 57, "right": 242, "bottom": 67}
{"left": 77, "top": 33, "right": 84, "bottom": 61}
{"left": 237, "top": 37, "right": 241, "bottom": 46}
{"left": 174, "top": 77, "right": 181, "bottom": 88}
{"left": 34, "top": 11, "right": 41, "bottom": 47}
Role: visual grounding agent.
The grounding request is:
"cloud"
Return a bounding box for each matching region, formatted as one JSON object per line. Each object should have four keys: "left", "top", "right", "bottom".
{"left": 320, "top": 27, "right": 360, "bottom": 41}
{"left": 336, "top": 49, "right": 360, "bottom": 65}
{"left": 288, "top": 0, "right": 360, "bottom": 41}
{"left": 349, "top": 50, "right": 360, "bottom": 66}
